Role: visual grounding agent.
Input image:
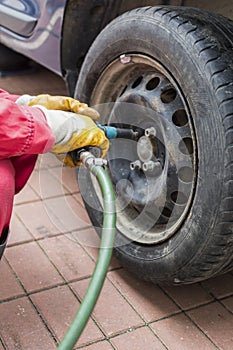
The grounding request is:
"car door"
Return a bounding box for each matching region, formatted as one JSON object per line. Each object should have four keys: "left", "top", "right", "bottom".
{"left": 0, "top": 0, "right": 40, "bottom": 37}
{"left": 0, "top": 0, "right": 67, "bottom": 74}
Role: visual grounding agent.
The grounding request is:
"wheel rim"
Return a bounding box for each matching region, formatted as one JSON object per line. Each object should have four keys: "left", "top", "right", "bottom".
{"left": 90, "top": 54, "right": 197, "bottom": 244}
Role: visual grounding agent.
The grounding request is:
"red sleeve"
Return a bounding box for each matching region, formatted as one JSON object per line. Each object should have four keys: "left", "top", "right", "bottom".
{"left": 0, "top": 90, "right": 55, "bottom": 158}
{"left": 0, "top": 88, "right": 20, "bottom": 102}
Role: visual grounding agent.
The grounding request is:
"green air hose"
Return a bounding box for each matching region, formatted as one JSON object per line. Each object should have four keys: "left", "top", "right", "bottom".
{"left": 57, "top": 153, "right": 116, "bottom": 350}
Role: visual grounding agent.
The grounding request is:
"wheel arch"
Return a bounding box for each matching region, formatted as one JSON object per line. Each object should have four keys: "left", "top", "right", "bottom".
{"left": 61, "top": 0, "right": 178, "bottom": 95}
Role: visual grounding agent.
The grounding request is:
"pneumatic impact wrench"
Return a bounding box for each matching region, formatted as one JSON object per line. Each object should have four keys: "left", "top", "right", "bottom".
{"left": 70, "top": 123, "right": 140, "bottom": 164}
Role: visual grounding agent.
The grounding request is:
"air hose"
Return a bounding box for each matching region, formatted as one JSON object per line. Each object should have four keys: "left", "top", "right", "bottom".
{"left": 57, "top": 152, "right": 116, "bottom": 350}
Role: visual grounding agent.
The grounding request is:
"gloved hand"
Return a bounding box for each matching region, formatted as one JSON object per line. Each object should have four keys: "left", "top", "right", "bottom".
{"left": 34, "top": 105, "right": 109, "bottom": 167}
{"left": 16, "top": 94, "right": 100, "bottom": 120}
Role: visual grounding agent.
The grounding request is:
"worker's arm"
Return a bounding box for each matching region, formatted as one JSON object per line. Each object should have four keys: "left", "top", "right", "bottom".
{"left": 0, "top": 89, "right": 109, "bottom": 166}
{"left": 0, "top": 89, "right": 55, "bottom": 158}
{"left": 0, "top": 88, "right": 20, "bottom": 101}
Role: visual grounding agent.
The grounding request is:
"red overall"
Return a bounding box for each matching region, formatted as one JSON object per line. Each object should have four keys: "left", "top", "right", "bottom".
{"left": 0, "top": 89, "right": 55, "bottom": 250}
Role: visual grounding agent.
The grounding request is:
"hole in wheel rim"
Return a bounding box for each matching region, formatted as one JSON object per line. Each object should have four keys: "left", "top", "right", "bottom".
{"left": 171, "top": 191, "right": 187, "bottom": 205}
{"left": 161, "top": 87, "right": 177, "bottom": 103}
{"left": 179, "top": 138, "right": 193, "bottom": 155}
{"left": 178, "top": 166, "right": 194, "bottom": 183}
{"left": 172, "top": 109, "right": 188, "bottom": 127}
{"left": 146, "top": 77, "right": 160, "bottom": 90}
{"left": 132, "top": 76, "right": 143, "bottom": 88}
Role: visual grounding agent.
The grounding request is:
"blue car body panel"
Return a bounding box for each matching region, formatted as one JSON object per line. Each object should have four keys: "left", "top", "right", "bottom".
{"left": 0, "top": 0, "right": 67, "bottom": 75}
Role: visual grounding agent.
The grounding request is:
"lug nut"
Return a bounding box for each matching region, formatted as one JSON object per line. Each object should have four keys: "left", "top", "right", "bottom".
{"left": 130, "top": 160, "right": 142, "bottom": 170}
{"left": 145, "top": 127, "right": 156, "bottom": 137}
{"left": 143, "top": 161, "right": 162, "bottom": 174}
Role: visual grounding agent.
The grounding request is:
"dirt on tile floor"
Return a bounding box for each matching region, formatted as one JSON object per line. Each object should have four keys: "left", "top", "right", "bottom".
{"left": 0, "top": 64, "right": 233, "bottom": 350}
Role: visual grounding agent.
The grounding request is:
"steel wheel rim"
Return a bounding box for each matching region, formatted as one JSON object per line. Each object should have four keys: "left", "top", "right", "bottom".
{"left": 90, "top": 54, "right": 197, "bottom": 244}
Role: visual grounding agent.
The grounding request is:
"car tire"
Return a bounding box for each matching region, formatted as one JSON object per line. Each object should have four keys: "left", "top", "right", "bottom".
{"left": 75, "top": 6, "right": 233, "bottom": 285}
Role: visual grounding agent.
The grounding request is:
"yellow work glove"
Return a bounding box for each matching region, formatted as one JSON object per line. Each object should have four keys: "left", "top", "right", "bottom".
{"left": 34, "top": 106, "right": 109, "bottom": 167}
{"left": 16, "top": 94, "right": 99, "bottom": 120}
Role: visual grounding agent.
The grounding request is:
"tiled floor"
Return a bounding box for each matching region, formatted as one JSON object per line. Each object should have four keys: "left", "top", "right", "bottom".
{"left": 0, "top": 64, "right": 233, "bottom": 350}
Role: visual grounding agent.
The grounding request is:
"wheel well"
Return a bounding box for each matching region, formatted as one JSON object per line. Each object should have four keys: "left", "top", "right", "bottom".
{"left": 62, "top": 0, "right": 231, "bottom": 95}
{"left": 61, "top": 0, "right": 177, "bottom": 95}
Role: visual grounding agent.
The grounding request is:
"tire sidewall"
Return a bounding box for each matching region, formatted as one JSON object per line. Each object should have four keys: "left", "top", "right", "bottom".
{"left": 75, "top": 13, "right": 225, "bottom": 280}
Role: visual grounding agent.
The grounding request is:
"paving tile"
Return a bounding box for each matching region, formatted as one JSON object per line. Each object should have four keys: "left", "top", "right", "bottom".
{"left": 14, "top": 183, "right": 39, "bottom": 205}
{"left": 14, "top": 200, "right": 59, "bottom": 238}
{"left": 67, "top": 196, "right": 92, "bottom": 227}
{"left": 150, "top": 313, "right": 217, "bottom": 350}
{"left": 28, "top": 168, "right": 70, "bottom": 199}
{"left": 221, "top": 296, "right": 233, "bottom": 313}
{"left": 5, "top": 242, "right": 63, "bottom": 292}
{"left": 108, "top": 269, "right": 179, "bottom": 322}
{"left": 201, "top": 273, "right": 233, "bottom": 298}
{"left": 0, "top": 297, "right": 56, "bottom": 349}
{"left": 44, "top": 195, "right": 92, "bottom": 233}
{"left": 71, "top": 277, "right": 144, "bottom": 337}
{"left": 49, "top": 166, "right": 79, "bottom": 194}
{"left": 8, "top": 212, "right": 33, "bottom": 245}
{"left": 71, "top": 228, "right": 121, "bottom": 270}
{"left": 31, "top": 285, "right": 103, "bottom": 347}
{"left": 79, "top": 340, "right": 113, "bottom": 350}
{"left": 110, "top": 326, "right": 166, "bottom": 350}
{"left": 38, "top": 234, "right": 95, "bottom": 282}
{"left": 70, "top": 227, "right": 101, "bottom": 250}
{"left": 162, "top": 282, "right": 214, "bottom": 310}
{"left": 0, "top": 259, "right": 24, "bottom": 301}
{"left": 187, "top": 301, "right": 233, "bottom": 350}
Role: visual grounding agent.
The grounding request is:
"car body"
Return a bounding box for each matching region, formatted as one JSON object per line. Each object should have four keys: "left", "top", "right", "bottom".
{"left": 0, "top": 0, "right": 66, "bottom": 74}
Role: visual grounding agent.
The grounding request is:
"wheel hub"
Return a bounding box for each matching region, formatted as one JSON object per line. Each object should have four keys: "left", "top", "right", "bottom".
{"left": 137, "top": 135, "right": 154, "bottom": 162}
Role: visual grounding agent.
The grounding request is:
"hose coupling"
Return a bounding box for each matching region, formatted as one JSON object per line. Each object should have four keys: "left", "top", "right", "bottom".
{"left": 80, "top": 151, "right": 107, "bottom": 168}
